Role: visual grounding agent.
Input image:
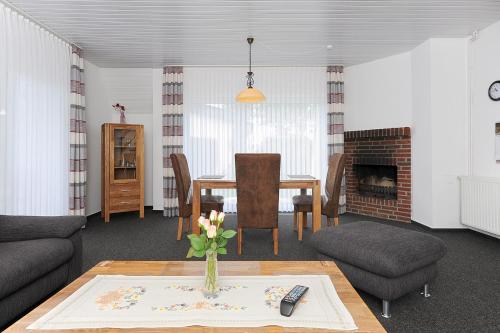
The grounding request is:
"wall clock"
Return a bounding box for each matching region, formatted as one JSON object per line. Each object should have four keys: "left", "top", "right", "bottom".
{"left": 488, "top": 81, "right": 500, "bottom": 101}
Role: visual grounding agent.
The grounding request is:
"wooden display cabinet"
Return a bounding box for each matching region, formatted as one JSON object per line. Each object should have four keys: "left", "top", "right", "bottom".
{"left": 101, "top": 123, "right": 144, "bottom": 222}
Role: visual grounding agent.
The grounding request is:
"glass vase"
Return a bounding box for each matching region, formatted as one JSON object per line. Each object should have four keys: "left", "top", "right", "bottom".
{"left": 204, "top": 251, "right": 219, "bottom": 298}
{"left": 120, "top": 111, "right": 126, "bottom": 124}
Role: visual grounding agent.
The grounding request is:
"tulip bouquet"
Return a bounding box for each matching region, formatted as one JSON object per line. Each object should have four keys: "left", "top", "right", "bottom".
{"left": 186, "top": 211, "right": 236, "bottom": 296}
{"left": 112, "top": 103, "right": 126, "bottom": 124}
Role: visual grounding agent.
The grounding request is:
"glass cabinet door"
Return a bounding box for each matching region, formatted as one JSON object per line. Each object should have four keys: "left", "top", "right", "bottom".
{"left": 112, "top": 128, "right": 137, "bottom": 181}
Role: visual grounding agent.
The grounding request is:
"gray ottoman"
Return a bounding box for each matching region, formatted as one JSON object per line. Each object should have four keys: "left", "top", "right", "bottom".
{"left": 309, "top": 221, "right": 446, "bottom": 318}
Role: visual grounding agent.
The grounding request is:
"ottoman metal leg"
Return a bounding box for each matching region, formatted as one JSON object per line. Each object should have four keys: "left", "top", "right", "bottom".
{"left": 381, "top": 300, "right": 391, "bottom": 318}
{"left": 421, "top": 283, "right": 431, "bottom": 298}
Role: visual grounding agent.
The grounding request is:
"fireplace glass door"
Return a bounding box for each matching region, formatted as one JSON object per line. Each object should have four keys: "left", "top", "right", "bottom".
{"left": 353, "top": 164, "right": 397, "bottom": 199}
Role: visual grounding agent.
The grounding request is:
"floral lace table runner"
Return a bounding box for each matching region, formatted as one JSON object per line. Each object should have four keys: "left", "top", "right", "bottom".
{"left": 28, "top": 275, "right": 357, "bottom": 330}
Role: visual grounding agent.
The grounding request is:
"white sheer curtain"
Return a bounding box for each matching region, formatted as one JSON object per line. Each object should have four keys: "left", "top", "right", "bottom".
{"left": 184, "top": 67, "right": 327, "bottom": 212}
{"left": 0, "top": 3, "right": 71, "bottom": 215}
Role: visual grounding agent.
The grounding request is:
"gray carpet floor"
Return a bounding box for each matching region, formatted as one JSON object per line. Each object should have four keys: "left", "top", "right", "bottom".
{"left": 83, "top": 209, "right": 500, "bottom": 333}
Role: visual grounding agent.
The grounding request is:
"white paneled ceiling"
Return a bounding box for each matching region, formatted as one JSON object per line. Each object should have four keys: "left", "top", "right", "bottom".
{"left": 5, "top": 0, "right": 500, "bottom": 67}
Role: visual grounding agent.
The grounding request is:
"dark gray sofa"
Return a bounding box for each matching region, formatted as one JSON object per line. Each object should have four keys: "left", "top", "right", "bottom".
{"left": 0, "top": 215, "right": 86, "bottom": 329}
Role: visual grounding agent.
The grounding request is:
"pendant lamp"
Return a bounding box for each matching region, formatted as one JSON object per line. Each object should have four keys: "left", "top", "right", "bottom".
{"left": 236, "top": 37, "right": 265, "bottom": 103}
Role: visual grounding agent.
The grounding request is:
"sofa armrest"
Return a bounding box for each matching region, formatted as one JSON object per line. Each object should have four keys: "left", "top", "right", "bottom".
{"left": 0, "top": 215, "right": 86, "bottom": 242}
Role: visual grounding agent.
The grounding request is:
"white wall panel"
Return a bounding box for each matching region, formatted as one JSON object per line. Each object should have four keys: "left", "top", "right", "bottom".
{"left": 101, "top": 68, "right": 153, "bottom": 114}
{"left": 469, "top": 20, "right": 500, "bottom": 179}
{"left": 411, "top": 38, "right": 469, "bottom": 228}
{"left": 85, "top": 60, "right": 110, "bottom": 215}
{"left": 152, "top": 68, "right": 164, "bottom": 211}
{"left": 344, "top": 52, "right": 412, "bottom": 131}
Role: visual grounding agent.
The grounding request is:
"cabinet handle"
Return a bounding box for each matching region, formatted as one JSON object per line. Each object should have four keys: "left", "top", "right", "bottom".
{"left": 121, "top": 189, "right": 130, "bottom": 192}
{"left": 120, "top": 201, "right": 129, "bottom": 204}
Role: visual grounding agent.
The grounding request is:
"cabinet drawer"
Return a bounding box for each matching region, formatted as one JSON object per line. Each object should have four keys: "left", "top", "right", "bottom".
{"left": 110, "top": 183, "right": 140, "bottom": 198}
{"left": 110, "top": 197, "right": 140, "bottom": 212}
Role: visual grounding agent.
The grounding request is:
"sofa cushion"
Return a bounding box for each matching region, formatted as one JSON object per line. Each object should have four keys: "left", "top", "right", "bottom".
{"left": 0, "top": 215, "right": 86, "bottom": 242}
{"left": 0, "top": 238, "right": 73, "bottom": 299}
{"left": 309, "top": 221, "right": 446, "bottom": 278}
{"left": 0, "top": 263, "right": 69, "bottom": 329}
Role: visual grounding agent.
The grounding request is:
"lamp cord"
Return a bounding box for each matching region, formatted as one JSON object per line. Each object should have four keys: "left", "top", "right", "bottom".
{"left": 249, "top": 40, "right": 252, "bottom": 73}
{"left": 246, "top": 38, "right": 254, "bottom": 88}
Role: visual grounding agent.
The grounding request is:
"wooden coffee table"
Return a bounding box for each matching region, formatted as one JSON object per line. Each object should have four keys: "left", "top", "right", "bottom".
{"left": 6, "top": 261, "right": 386, "bottom": 333}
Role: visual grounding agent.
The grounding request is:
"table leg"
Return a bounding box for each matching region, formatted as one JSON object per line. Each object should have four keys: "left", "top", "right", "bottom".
{"left": 312, "top": 181, "right": 321, "bottom": 232}
{"left": 192, "top": 181, "right": 201, "bottom": 235}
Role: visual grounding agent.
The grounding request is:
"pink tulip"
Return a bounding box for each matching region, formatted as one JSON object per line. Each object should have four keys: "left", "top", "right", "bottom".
{"left": 202, "top": 219, "right": 211, "bottom": 230}
{"left": 197, "top": 216, "right": 206, "bottom": 227}
{"left": 209, "top": 210, "right": 218, "bottom": 222}
{"left": 207, "top": 225, "right": 217, "bottom": 238}
{"left": 217, "top": 212, "right": 225, "bottom": 223}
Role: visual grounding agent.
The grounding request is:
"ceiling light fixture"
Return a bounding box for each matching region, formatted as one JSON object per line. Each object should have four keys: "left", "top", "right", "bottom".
{"left": 236, "top": 37, "right": 265, "bottom": 103}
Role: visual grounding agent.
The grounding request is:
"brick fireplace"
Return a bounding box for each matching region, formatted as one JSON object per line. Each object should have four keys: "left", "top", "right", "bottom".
{"left": 344, "top": 127, "right": 411, "bottom": 222}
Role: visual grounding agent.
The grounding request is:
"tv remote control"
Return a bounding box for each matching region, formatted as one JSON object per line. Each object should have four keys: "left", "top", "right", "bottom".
{"left": 280, "top": 285, "right": 309, "bottom": 317}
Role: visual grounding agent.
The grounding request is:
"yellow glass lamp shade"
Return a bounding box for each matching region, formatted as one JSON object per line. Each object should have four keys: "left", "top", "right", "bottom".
{"left": 236, "top": 87, "right": 266, "bottom": 103}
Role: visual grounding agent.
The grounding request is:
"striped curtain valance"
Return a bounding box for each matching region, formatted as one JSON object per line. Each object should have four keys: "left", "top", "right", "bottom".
{"left": 162, "top": 66, "right": 184, "bottom": 217}
{"left": 69, "top": 45, "right": 87, "bottom": 216}
{"left": 327, "top": 65, "right": 346, "bottom": 214}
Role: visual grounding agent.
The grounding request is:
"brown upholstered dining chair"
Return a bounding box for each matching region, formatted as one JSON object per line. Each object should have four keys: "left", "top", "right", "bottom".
{"left": 235, "top": 153, "right": 281, "bottom": 255}
{"left": 292, "top": 153, "right": 346, "bottom": 241}
{"left": 170, "top": 153, "right": 224, "bottom": 240}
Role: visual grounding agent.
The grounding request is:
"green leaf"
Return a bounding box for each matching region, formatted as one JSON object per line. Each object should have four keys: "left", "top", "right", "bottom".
{"left": 218, "top": 237, "right": 228, "bottom": 248}
{"left": 211, "top": 241, "right": 218, "bottom": 250}
{"left": 193, "top": 249, "right": 206, "bottom": 258}
{"left": 221, "top": 229, "right": 237, "bottom": 239}
{"left": 206, "top": 249, "right": 213, "bottom": 256}
{"left": 186, "top": 247, "right": 195, "bottom": 258}
{"left": 199, "top": 233, "right": 207, "bottom": 244}
{"left": 216, "top": 228, "right": 223, "bottom": 236}
{"left": 190, "top": 237, "right": 204, "bottom": 251}
{"left": 186, "top": 234, "right": 196, "bottom": 240}
{"left": 217, "top": 247, "right": 227, "bottom": 255}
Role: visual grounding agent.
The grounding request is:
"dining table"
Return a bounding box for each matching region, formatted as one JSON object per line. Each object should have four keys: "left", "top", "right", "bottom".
{"left": 191, "top": 175, "right": 322, "bottom": 235}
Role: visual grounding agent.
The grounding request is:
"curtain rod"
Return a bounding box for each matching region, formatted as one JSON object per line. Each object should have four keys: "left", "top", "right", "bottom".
{"left": 1, "top": 0, "right": 79, "bottom": 48}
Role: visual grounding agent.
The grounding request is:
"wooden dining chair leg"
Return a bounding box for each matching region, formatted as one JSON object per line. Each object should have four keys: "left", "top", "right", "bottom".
{"left": 334, "top": 216, "right": 339, "bottom": 226}
{"left": 298, "top": 212, "right": 304, "bottom": 241}
{"left": 303, "top": 212, "right": 308, "bottom": 229}
{"left": 273, "top": 228, "right": 279, "bottom": 255}
{"left": 293, "top": 211, "right": 297, "bottom": 231}
{"left": 237, "top": 228, "right": 243, "bottom": 255}
{"left": 186, "top": 216, "right": 193, "bottom": 234}
{"left": 327, "top": 217, "right": 332, "bottom": 227}
{"left": 176, "top": 217, "right": 183, "bottom": 241}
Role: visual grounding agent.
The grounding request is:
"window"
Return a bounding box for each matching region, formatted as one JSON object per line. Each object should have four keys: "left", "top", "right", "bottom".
{"left": 184, "top": 67, "right": 327, "bottom": 212}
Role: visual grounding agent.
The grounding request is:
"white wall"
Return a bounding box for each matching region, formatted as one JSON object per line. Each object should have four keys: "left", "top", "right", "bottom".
{"left": 344, "top": 38, "right": 469, "bottom": 228}
{"left": 152, "top": 69, "right": 164, "bottom": 211}
{"left": 469, "top": 20, "right": 500, "bottom": 178}
{"left": 432, "top": 39, "right": 469, "bottom": 228}
{"left": 344, "top": 52, "right": 412, "bottom": 131}
{"left": 85, "top": 60, "right": 109, "bottom": 215}
{"left": 428, "top": 39, "right": 469, "bottom": 228}
{"left": 409, "top": 38, "right": 469, "bottom": 228}
{"left": 85, "top": 65, "right": 160, "bottom": 215}
{"left": 411, "top": 41, "right": 433, "bottom": 226}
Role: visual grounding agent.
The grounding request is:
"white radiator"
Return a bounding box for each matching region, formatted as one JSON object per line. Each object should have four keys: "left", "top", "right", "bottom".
{"left": 460, "top": 176, "right": 500, "bottom": 238}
